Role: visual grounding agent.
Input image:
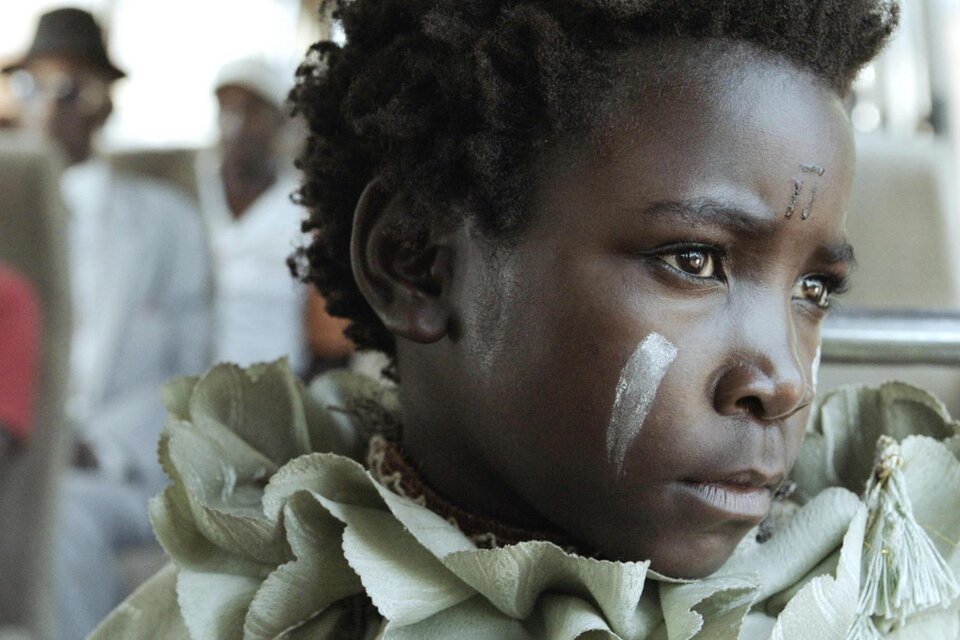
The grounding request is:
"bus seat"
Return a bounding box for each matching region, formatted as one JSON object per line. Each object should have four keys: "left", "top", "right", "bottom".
{"left": 0, "top": 134, "right": 72, "bottom": 640}
{"left": 106, "top": 147, "right": 201, "bottom": 203}
{"left": 819, "top": 133, "right": 960, "bottom": 415}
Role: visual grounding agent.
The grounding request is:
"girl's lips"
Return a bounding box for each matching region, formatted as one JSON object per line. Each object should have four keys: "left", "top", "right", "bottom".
{"left": 675, "top": 480, "right": 773, "bottom": 522}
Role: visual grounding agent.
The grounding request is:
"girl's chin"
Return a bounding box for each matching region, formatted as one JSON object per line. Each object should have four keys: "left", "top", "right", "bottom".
{"left": 589, "top": 523, "right": 747, "bottom": 579}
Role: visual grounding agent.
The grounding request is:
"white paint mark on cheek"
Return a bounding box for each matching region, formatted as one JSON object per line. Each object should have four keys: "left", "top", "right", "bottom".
{"left": 606, "top": 333, "right": 678, "bottom": 476}
{"left": 811, "top": 345, "right": 822, "bottom": 390}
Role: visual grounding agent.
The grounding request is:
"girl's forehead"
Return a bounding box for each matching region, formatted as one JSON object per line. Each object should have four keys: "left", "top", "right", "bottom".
{"left": 547, "top": 43, "right": 853, "bottom": 185}
{"left": 599, "top": 41, "right": 842, "bottom": 133}
{"left": 529, "top": 49, "right": 854, "bottom": 248}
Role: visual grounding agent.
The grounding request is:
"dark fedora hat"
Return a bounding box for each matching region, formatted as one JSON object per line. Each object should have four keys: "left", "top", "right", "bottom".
{"left": 2, "top": 8, "right": 126, "bottom": 80}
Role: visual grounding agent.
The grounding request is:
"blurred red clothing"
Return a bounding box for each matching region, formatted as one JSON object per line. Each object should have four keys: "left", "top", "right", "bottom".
{"left": 0, "top": 265, "right": 40, "bottom": 443}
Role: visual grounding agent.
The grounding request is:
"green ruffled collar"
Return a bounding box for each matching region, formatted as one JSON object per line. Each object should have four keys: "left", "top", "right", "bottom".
{"left": 93, "top": 361, "right": 960, "bottom": 640}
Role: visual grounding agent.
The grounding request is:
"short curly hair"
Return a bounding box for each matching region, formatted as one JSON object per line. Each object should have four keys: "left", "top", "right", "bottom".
{"left": 292, "top": 0, "right": 898, "bottom": 356}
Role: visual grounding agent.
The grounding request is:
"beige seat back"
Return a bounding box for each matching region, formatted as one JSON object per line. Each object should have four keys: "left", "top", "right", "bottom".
{"left": 106, "top": 147, "right": 200, "bottom": 202}
{"left": 841, "top": 134, "right": 960, "bottom": 309}
{"left": 820, "top": 134, "right": 960, "bottom": 415}
{"left": 0, "top": 134, "right": 71, "bottom": 640}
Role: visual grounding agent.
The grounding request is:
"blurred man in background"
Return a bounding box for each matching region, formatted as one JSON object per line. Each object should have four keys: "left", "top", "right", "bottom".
{"left": 4, "top": 8, "right": 212, "bottom": 638}
{"left": 6, "top": 7, "right": 212, "bottom": 487}
{"left": 197, "top": 56, "right": 350, "bottom": 373}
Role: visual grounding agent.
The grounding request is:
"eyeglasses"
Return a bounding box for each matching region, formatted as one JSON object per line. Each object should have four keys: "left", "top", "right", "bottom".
{"left": 8, "top": 69, "right": 108, "bottom": 114}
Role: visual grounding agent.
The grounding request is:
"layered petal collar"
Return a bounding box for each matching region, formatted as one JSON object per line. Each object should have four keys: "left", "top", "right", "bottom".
{"left": 95, "top": 361, "right": 960, "bottom": 640}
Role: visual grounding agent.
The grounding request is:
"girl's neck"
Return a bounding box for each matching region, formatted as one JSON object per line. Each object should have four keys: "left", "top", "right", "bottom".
{"left": 367, "top": 434, "right": 576, "bottom": 549}
{"left": 398, "top": 398, "right": 561, "bottom": 536}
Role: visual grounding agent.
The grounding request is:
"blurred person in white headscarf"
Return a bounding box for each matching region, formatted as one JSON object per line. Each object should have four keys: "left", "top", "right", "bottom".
{"left": 195, "top": 56, "right": 352, "bottom": 374}
{"left": 4, "top": 8, "right": 212, "bottom": 638}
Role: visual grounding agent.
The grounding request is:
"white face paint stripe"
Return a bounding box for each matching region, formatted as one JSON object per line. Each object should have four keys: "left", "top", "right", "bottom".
{"left": 811, "top": 344, "right": 822, "bottom": 390}
{"left": 606, "top": 333, "right": 678, "bottom": 476}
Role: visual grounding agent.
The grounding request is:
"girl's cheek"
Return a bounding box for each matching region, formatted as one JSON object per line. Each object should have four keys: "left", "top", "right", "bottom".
{"left": 605, "top": 332, "right": 678, "bottom": 477}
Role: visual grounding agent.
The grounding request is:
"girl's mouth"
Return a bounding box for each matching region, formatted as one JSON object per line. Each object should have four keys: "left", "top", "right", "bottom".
{"left": 675, "top": 476, "right": 776, "bottom": 522}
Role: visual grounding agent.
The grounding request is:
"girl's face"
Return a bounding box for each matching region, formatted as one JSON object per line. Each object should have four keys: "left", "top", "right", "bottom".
{"left": 398, "top": 48, "right": 855, "bottom": 578}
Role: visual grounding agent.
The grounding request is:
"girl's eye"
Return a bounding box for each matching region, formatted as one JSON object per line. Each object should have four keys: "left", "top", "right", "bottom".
{"left": 661, "top": 250, "right": 717, "bottom": 278}
{"left": 794, "top": 276, "right": 831, "bottom": 309}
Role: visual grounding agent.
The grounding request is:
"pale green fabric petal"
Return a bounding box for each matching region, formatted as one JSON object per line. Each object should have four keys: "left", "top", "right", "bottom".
{"left": 280, "top": 605, "right": 351, "bottom": 640}
{"left": 188, "top": 362, "right": 311, "bottom": 466}
{"left": 243, "top": 494, "right": 363, "bottom": 640}
{"left": 944, "top": 434, "right": 960, "bottom": 460}
{"left": 373, "top": 482, "right": 476, "bottom": 557}
{"left": 176, "top": 570, "right": 261, "bottom": 640}
{"left": 159, "top": 428, "right": 287, "bottom": 567}
{"left": 157, "top": 417, "right": 277, "bottom": 546}
{"left": 333, "top": 499, "right": 475, "bottom": 625}
{"left": 380, "top": 596, "right": 533, "bottom": 640}
{"left": 658, "top": 576, "right": 758, "bottom": 640}
{"left": 164, "top": 421, "right": 277, "bottom": 511}
{"left": 263, "top": 453, "right": 478, "bottom": 628}
{"left": 149, "top": 483, "right": 272, "bottom": 577}
{"left": 88, "top": 564, "right": 189, "bottom": 640}
{"left": 278, "top": 599, "right": 381, "bottom": 640}
{"left": 737, "top": 612, "right": 775, "bottom": 640}
{"left": 535, "top": 594, "right": 621, "bottom": 639}
{"left": 261, "top": 453, "right": 384, "bottom": 522}
{"left": 715, "top": 488, "right": 860, "bottom": 602}
{"left": 443, "top": 542, "right": 650, "bottom": 635}
{"left": 766, "top": 506, "right": 866, "bottom": 640}
{"left": 883, "top": 608, "right": 960, "bottom": 639}
{"left": 162, "top": 374, "right": 200, "bottom": 422}
{"left": 899, "top": 436, "right": 960, "bottom": 570}
{"left": 761, "top": 550, "right": 840, "bottom": 618}
{"left": 794, "top": 383, "right": 960, "bottom": 501}
{"left": 305, "top": 370, "right": 400, "bottom": 459}
{"left": 372, "top": 482, "right": 660, "bottom": 638}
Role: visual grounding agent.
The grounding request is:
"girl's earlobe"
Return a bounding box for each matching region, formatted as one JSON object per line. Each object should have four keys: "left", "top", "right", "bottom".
{"left": 350, "top": 179, "right": 451, "bottom": 344}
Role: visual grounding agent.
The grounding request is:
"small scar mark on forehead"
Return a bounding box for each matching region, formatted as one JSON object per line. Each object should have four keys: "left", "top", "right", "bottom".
{"left": 785, "top": 179, "right": 802, "bottom": 218}
{"left": 785, "top": 164, "right": 825, "bottom": 220}
{"left": 801, "top": 185, "right": 817, "bottom": 220}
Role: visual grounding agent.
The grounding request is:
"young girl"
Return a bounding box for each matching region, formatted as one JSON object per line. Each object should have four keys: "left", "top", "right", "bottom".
{"left": 94, "top": 1, "right": 960, "bottom": 638}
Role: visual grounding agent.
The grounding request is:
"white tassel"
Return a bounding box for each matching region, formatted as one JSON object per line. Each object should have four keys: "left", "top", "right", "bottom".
{"left": 846, "top": 614, "right": 883, "bottom": 640}
{"left": 853, "top": 435, "right": 960, "bottom": 632}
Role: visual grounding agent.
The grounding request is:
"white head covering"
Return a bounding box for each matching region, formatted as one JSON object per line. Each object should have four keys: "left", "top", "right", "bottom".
{"left": 214, "top": 56, "right": 292, "bottom": 111}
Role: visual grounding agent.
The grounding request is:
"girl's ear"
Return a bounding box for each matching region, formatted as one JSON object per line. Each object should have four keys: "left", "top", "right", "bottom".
{"left": 350, "top": 179, "right": 452, "bottom": 343}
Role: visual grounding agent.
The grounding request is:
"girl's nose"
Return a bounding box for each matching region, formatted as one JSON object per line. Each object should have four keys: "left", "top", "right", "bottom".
{"left": 712, "top": 359, "right": 812, "bottom": 422}
{"left": 712, "top": 304, "right": 812, "bottom": 422}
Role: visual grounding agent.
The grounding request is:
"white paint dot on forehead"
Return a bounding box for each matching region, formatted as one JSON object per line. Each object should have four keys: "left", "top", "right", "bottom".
{"left": 606, "top": 333, "right": 678, "bottom": 476}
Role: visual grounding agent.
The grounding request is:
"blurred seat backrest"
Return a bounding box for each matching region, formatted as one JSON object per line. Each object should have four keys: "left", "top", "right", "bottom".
{"left": 819, "top": 133, "right": 960, "bottom": 416}
{"left": 106, "top": 147, "right": 200, "bottom": 202}
{"left": 842, "top": 134, "right": 960, "bottom": 308}
{"left": 0, "top": 134, "right": 71, "bottom": 640}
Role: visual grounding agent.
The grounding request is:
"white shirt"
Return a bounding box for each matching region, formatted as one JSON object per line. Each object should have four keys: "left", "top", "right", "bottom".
{"left": 62, "top": 159, "right": 212, "bottom": 489}
{"left": 196, "top": 152, "right": 308, "bottom": 373}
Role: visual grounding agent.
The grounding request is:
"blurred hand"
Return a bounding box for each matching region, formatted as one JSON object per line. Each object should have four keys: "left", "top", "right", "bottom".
{"left": 0, "top": 425, "right": 16, "bottom": 461}
{"left": 73, "top": 440, "right": 99, "bottom": 470}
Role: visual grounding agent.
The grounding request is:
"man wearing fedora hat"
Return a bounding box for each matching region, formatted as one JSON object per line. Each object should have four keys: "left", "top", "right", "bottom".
{"left": 4, "top": 8, "right": 213, "bottom": 639}
{"left": 3, "top": 8, "right": 125, "bottom": 165}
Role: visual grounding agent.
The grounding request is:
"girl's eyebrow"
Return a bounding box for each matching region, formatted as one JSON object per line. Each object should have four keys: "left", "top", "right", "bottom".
{"left": 638, "top": 198, "right": 770, "bottom": 236}
{"left": 814, "top": 241, "right": 857, "bottom": 268}
{"left": 637, "top": 198, "right": 856, "bottom": 268}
